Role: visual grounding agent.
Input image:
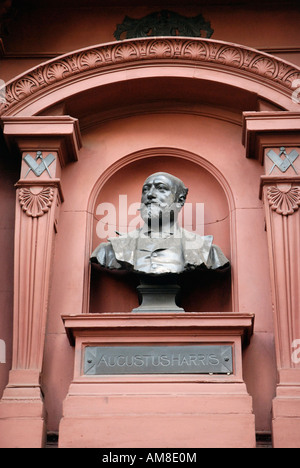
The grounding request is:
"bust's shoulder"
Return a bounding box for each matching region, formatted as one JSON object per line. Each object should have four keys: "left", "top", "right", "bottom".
{"left": 180, "top": 228, "right": 213, "bottom": 245}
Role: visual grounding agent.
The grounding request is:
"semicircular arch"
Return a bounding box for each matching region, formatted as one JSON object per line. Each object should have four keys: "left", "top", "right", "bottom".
{"left": 1, "top": 37, "right": 300, "bottom": 117}
{"left": 88, "top": 146, "right": 235, "bottom": 215}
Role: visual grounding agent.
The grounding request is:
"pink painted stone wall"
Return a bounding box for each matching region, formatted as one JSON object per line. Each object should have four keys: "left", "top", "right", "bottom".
{"left": 0, "top": 148, "right": 18, "bottom": 396}
{"left": 1, "top": 2, "right": 300, "bottom": 81}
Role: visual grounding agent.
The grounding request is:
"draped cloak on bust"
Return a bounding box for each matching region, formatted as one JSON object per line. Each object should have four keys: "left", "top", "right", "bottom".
{"left": 91, "top": 225, "right": 229, "bottom": 275}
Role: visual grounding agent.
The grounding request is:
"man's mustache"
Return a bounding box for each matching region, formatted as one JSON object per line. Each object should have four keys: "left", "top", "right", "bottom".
{"left": 138, "top": 202, "right": 174, "bottom": 211}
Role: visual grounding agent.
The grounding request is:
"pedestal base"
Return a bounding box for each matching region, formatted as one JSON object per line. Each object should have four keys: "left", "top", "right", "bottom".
{"left": 272, "top": 369, "right": 300, "bottom": 448}
{"left": 272, "top": 412, "right": 300, "bottom": 448}
{"left": 59, "top": 382, "right": 255, "bottom": 448}
{"left": 0, "top": 370, "right": 46, "bottom": 448}
{"left": 60, "top": 312, "right": 255, "bottom": 448}
{"left": 0, "top": 407, "right": 46, "bottom": 449}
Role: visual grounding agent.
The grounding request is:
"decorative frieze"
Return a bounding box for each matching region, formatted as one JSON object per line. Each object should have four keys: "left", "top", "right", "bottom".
{"left": 1, "top": 37, "right": 300, "bottom": 116}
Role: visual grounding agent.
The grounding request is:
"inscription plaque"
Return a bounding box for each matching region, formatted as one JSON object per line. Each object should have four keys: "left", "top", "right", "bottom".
{"left": 84, "top": 345, "right": 233, "bottom": 375}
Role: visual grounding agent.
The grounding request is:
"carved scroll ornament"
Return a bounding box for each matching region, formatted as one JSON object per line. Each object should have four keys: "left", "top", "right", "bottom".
{"left": 19, "top": 186, "right": 54, "bottom": 218}
{"left": 267, "top": 185, "right": 300, "bottom": 216}
{"left": 114, "top": 10, "right": 214, "bottom": 40}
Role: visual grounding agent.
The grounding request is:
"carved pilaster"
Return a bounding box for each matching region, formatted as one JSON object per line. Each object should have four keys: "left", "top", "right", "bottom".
{"left": 261, "top": 176, "right": 300, "bottom": 370}
{"left": 0, "top": 116, "right": 81, "bottom": 448}
{"left": 0, "top": 175, "right": 62, "bottom": 447}
{"left": 10, "top": 180, "right": 62, "bottom": 373}
{"left": 260, "top": 174, "right": 300, "bottom": 447}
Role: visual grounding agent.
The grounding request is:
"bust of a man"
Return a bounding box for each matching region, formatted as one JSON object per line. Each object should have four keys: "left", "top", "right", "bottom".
{"left": 90, "top": 172, "right": 229, "bottom": 274}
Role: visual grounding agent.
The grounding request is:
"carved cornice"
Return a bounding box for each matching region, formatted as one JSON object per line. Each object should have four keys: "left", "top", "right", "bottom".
{"left": 1, "top": 37, "right": 300, "bottom": 116}
{"left": 2, "top": 116, "right": 82, "bottom": 166}
{"left": 243, "top": 112, "right": 300, "bottom": 162}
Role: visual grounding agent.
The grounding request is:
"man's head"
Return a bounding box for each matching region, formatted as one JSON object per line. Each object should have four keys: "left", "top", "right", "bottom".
{"left": 140, "top": 172, "right": 188, "bottom": 227}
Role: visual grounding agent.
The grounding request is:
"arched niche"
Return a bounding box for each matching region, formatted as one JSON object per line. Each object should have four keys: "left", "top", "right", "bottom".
{"left": 88, "top": 148, "right": 233, "bottom": 314}
{"left": 3, "top": 36, "right": 296, "bottom": 317}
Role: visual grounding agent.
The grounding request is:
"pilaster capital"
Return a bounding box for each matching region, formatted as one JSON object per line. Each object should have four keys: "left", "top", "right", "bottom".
{"left": 1, "top": 115, "right": 82, "bottom": 171}
{"left": 15, "top": 178, "right": 64, "bottom": 203}
{"left": 242, "top": 111, "right": 300, "bottom": 164}
{"left": 267, "top": 184, "right": 300, "bottom": 216}
{"left": 260, "top": 176, "right": 300, "bottom": 216}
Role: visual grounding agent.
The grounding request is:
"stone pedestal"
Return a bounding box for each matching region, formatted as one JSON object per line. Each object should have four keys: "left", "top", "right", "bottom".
{"left": 59, "top": 312, "right": 255, "bottom": 448}
{"left": 133, "top": 283, "right": 184, "bottom": 313}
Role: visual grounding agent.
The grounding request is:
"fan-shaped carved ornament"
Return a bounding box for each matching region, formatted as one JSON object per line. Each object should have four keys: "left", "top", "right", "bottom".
{"left": 267, "top": 185, "right": 300, "bottom": 216}
{"left": 1, "top": 37, "right": 300, "bottom": 116}
{"left": 19, "top": 187, "right": 54, "bottom": 218}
